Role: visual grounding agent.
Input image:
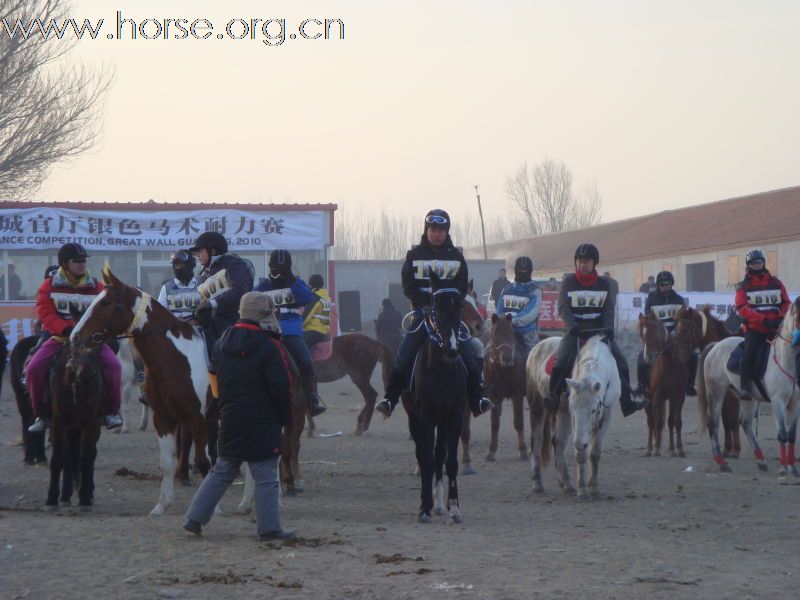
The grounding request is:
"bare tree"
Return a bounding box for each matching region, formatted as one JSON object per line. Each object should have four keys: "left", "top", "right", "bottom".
{"left": 506, "top": 158, "right": 601, "bottom": 234}
{"left": 0, "top": 0, "right": 112, "bottom": 199}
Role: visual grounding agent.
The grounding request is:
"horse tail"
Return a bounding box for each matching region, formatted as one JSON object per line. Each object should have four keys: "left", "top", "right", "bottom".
{"left": 375, "top": 340, "right": 394, "bottom": 388}
{"left": 696, "top": 342, "right": 715, "bottom": 433}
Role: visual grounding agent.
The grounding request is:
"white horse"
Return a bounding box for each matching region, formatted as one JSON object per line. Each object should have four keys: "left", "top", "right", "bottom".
{"left": 697, "top": 299, "right": 800, "bottom": 477}
{"left": 117, "top": 337, "right": 149, "bottom": 433}
{"left": 526, "top": 335, "right": 619, "bottom": 499}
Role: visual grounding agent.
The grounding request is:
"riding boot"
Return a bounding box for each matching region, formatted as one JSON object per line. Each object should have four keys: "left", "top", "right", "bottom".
{"left": 377, "top": 368, "right": 406, "bottom": 417}
{"left": 686, "top": 352, "right": 698, "bottom": 396}
{"left": 739, "top": 370, "right": 752, "bottom": 401}
{"left": 634, "top": 362, "right": 649, "bottom": 397}
{"left": 620, "top": 379, "right": 649, "bottom": 417}
{"left": 305, "top": 374, "right": 326, "bottom": 417}
{"left": 28, "top": 417, "right": 46, "bottom": 433}
{"left": 544, "top": 367, "right": 565, "bottom": 414}
{"left": 466, "top": 364, "right": 493, "bottom": 418}
{"left": 105, "top": 414, "right": 123, "bottom": 429}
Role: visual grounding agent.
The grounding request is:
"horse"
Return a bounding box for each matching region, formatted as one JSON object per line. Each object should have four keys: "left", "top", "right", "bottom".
{"left": 646, "top": 337, "right": 692, "bottom": 458}
{"left": 401, "top": 273, "right": 468, "bottom": 523}
{"left": 675, "top": 305, "right": 742, "bottom": 457}
{"left": 305, "top": 333, "right": 395, "bottom": 436}
{"left": 46, "top": 337, "right": 104, "bottom": 510}
{"left": 117, "top": 337, "right": 149, "bottom": 433}
{"left": 636, "top": 313, "right": 675, "bottom": 456}
{"left": 10, "top": 335, "right": 47, "bottom": 465}
{"left": 484, "top": 313, "right": 528, "bottom": 462}
{"left": 71, "top": 267, "right": 307, "bottom": 515}
{"left": 696, "top": 299, "right": 800, "bottom": 477}
{"left": 526, "top": 335, "right": 619, "bottom": 499}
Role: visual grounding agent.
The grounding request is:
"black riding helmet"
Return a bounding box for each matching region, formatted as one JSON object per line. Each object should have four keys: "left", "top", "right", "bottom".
{"left": 58, "top": 242, "right": 89, "bottom": 266}
{"left": 745, "top": 249, "right": 765, "bottom": 265}
{"left": 190, "top": 231, "right": 228, "bottom": 255}
{"left": 309, "top": 274, "right": 324, "bottom": 289}
{"left": 424, "top": 209, "right": 450, "bottom": 232}
{"left": 514, "top": 256, "right": 534, "bottom": 283}
{"left": 656, "top": 271, "right": 675, "bottom": 286}
{"left": 574, "top": 243, "right": 599, "bottom": 265}
{"left": 269, "top": 250, "right": 293, "bottom": 277}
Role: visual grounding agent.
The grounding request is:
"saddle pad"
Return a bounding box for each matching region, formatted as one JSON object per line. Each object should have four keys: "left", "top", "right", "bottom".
{"left": 545, "top": 352, "right": 558, "bottom": 376}
{"left": 727, "top": 341, "right": 770, "bottom": 381}
{"left": 311, "top": 338, "right": 333, "bottom": 362}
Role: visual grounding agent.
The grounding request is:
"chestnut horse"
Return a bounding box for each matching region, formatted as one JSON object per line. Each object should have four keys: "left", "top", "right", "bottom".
{"left": 72, "top": 267, "right": 306, "bottom": 514}
{"left": 675, "top": 306, "right": 741, "bottom": 457}
{"left": 484, "top": 313, "right": 528, "bottom": 462}
{"left": 647, "top": 337, "right": 692, "bottom": 458}
{"left": 637, "top": 313, "right": 671, "bottom": 455}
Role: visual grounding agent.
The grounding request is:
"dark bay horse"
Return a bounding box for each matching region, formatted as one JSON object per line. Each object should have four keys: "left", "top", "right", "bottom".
{"left": 675, "top": 306, "right": 741, "bottom": 457}
{"left": 10, "top": 335, "right": 47, "bottom": 465}
{"left": 47, "top": 339, "right": 104, "bottom": 510}
{"left": 402, "top": 274, "right": 468, "bottom": 523}
{"left": 484, "top": 313, "right": 528, "bottom": 462}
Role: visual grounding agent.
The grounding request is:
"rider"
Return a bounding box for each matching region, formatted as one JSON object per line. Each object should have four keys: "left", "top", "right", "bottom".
{"left": 734, "top": 249, "right": 790, "bottom": 401}
{"left": 634, "top": 270, "right": 697, "bottom": 396}
{"left": 190, "top": 231, "right": 254, "bottom": 356}
{"left": 375, "top": 209, "right": 493, "bottom": 419}
{"left": 302, "top": 274, "right": 332, "bottom": 351}
{"left": 157, "top": 250, "right": 200, "bottom": 319}
{"left": 543, "top": 243, "right": 649, "bottom": 417}
{"left": 27, "top": 243, "right": 123, "bottom": 432}
{"left": 255, "top": 251, "right": 327, "bottom": 417}
{"left": 495, "top": 256, "right": 542, "bottom": 357}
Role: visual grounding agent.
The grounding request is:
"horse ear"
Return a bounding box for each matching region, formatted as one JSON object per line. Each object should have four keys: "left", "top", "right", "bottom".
{"left": 468, "top": 278, "right": 474, "bottom": 293}
{"left": 68, "top": 301, "right": 82, "bottom": 323}
{"left": 565, "top": 378, "right": 580, "bottom": 391}
{"left": 592, "top": 381, "right": 602, "bottom": 394}
{"left": 429, "top": 270, "right": 442, "bottom": 290}
{"left": 102, "top": 264, "right": 122, "bottom": 288}
{"left": 491, "top": 313, "right": 498, "bottom": 323}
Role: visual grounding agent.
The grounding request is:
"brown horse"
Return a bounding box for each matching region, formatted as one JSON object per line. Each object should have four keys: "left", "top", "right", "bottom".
{"left": 637, "top": 313, "right": 669, "bottom": 455}
{"left": 72, "top": 267, "right": 306, "bottom": 513}
{"left": 306, "top": 334, "right": 394, "bottom": 436}
{"left": 484, "top": 313, "right": 528, "bottom": 462}
{"left": 647, "top": 338, "right": 692, "bottom": 457}
{"left": 675, "top": 305, "right": 741, "bottom": 457}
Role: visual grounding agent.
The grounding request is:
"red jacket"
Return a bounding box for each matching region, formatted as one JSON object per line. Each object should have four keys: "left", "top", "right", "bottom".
{"left": 734, "top": 270, "right": 790, "bottom": 334}
{"left": 35, "top": 269, "right": 104, "bottom": 336}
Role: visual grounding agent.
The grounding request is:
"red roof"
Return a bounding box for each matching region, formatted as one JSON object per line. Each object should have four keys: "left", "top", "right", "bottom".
{"left": 465, "top": 186, "right": 800, "bottom": 271}
{"left": 0, "top": 200, "right": 337, "bottom": 212}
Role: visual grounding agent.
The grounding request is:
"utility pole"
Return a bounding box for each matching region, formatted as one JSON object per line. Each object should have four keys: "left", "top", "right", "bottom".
{"left": 474, "top": 184, "right": 488, "bottom": 259}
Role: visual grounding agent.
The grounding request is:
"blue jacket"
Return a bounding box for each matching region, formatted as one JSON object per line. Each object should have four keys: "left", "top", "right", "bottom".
{"left": 254, "top": 275, "right": 314, "bottom": 337}
{"left": 496, "top": 281, "right": 542, "bottom": 336}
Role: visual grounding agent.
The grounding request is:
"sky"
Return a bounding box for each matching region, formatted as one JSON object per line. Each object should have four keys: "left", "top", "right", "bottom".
{"left": 36, "top": 0, "right": 800, "bottom": 231}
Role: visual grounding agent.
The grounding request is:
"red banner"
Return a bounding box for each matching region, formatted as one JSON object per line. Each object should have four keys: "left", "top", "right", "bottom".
{"left": 0, "top": 304, "right": 38, "bottom": 351}
{"left": 538, "top": 291, "right": 565, "bottom": 331}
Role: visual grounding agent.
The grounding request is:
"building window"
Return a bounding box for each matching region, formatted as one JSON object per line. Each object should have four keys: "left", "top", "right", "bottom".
{"left": 686, "top": 261, "right": 715, "bottom": 292}
{"left": 728, "top": 256, "right": 740, "bottom": 286}
{"left": 662, "top": 263, "right": 673, "bottom": 273}
{"left": 767, "top": 250, "right": 778, "bottom": 274}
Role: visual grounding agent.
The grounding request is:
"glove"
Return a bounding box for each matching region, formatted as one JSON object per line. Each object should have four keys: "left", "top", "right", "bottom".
{"left": 196, "top": 300, "right": 213, "bottom": 327}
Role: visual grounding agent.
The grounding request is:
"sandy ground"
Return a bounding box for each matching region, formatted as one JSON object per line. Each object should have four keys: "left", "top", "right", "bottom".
{"left": 1, "top": 348, "right": 799, "bottom": 600}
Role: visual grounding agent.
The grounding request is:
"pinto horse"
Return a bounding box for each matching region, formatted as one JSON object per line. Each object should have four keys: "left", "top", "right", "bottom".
{"left": 401, "top": 274, "right": 468, "bottom": 523}
{"left": 47, "top": 338, "right": 104, "bottom": 510}
{"left": 526, "top": 335, "right": 619, "bottom": 499}
{"left": 484, "top": 313, "right": 528, "bottom": 462}
{"left": 675, "top": 305, "right": 741, "bottom": 457}
{"left": 697, "top": 300, "right": 800, "bottom": 477}
{"left": 10, "top": 335, "right": 47, "bottom": 465}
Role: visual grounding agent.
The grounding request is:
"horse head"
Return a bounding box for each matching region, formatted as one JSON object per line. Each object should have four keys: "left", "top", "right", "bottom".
{"left": 674, "top": 306, "right": 704, "bottom": 350}
{"left": 638, "top": 312, "right": 667, "bottom": 365}
{"left": 71, "top": 266, "right": 147, "bottom": 346}
{"left": 566, "top": 338, "right": 614, "bottom": 451}
{"left": 489, "top": 312, "right": 515, "bottom": 368}
{"left": 461, "top": 297, "right": 485, "bottom": 337}
{"left": 428, "top": 272, "right": 462, "bottom": 359}
{"left": 66, "top": 339, "right": 103, "bottom": 389}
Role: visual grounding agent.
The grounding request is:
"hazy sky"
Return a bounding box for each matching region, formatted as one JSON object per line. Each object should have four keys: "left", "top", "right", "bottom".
{"left": 39, "top": 0, "right": 800, "bottom": 231}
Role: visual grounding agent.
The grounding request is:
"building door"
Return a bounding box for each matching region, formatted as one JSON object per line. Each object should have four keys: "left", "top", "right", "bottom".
{"left": 338, "top": 290, "right": 362, "bottom": 332}
{"left": 685, "top": 261, "right": 715, "bottom": 292}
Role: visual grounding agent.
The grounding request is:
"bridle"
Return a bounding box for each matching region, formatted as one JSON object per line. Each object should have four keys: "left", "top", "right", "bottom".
{"left": 425, "top": 288, "right": 461, "bottom": 350}
{"left": 488, "top": 321, "right": 516, "bottom": 366}
{"left": 89, "top": 285, "right": 161, "bottom": 345}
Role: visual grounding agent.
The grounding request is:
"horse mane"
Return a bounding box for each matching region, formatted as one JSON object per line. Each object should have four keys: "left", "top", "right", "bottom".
{"left": 143, "top": 296, "right": 196, "bottom": 340}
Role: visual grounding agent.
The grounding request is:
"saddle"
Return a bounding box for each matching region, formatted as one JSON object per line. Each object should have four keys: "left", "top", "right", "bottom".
{"left": 545, "top": 337, "right": 594, "bottom": 376}
{"left": 727, "top": 341, "right": 770, "bottom": 382}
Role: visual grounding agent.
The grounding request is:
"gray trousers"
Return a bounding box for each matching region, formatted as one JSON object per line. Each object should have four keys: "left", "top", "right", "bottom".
{"left": 185, "top": 455, "right": 281, "bottom": 535}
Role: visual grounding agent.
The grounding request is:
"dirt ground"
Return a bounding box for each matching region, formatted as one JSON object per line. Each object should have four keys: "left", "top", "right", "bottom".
{"left": 1, "top": 351, "right": 799, "bottom": 600}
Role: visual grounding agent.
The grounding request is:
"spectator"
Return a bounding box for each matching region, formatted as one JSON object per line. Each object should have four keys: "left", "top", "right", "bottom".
{"left": 376, "top": 298, "right": 403, "bottom": 355}
{"left": 603, "top": 271, "right": 619, "bottom": 297}
{"left": 638, "top": 275, "right": 656, "bottom": 294}
{"left": 543, "top": 277, "right": 559, "bottom": 292}
{"left": 490, "top": 268, "right": 509, "bottom": 305}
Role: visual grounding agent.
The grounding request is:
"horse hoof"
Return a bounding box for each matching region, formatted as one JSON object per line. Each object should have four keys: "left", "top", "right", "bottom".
{"left": 643, "top": 451, "right": 651, "bottom": 458}
{"left": 590, "top": 491, "right": 601, "bottom": 501}
{"left": 450, "top": 513, "right": 464, "bottom": 525}
{"left": 434, "top": 507, "right": 445, "bottom": 516}
{"left": 23, "top": 458, "right": 35, "bottom": 466}
{"left": 354, "top": 427, "right": 365, "bottom": 437}
{"left": 46, "top": 504, "right": 59, "bottom": 512}
{"left": 563, "top": 486, "right": 577, "bottom": 496}
{"left": 149, "top": 504, "right": 166, "bottom": 516}
{"left": 719, "top": 463, "right": 732, "bottom": 473}
{"left": 577, "top": 494, "right": 590, "bottom": 502}
{"left": 532, "top": 484, "right": 545, "bottom": 495}
{"left": 461, "top": 464, "right": 477, "bottom": 476}
{"left": 757, "top": 461, "right": 769, "bottom": 472}
{"left": 59, "top": 501, "right": 71, "bottom": 508}
{"left": 236, "top": 504, "right": 252, "bottom": 516}
{"left": 418, "top": 512, "right": 432, "bottom": 524}
{"left": 306, "top": 430, "right": 315, "bottom": 438}
{"left": 485, "top": 453, "right": 495, "bottom": 462}
{"left": 677, "top": 450, "right": 686, "bottom": 458}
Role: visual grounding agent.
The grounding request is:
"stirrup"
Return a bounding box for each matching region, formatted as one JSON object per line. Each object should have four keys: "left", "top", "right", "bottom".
{"left": 308, "top": 394, "right": 326, "bottom": 417}
{"left": 472, "top": 398, "right": 493, "bottom": 417}
{"left": 105, "top": 415, "right": 123, "bottom": 430}
{"left": 28, "top": 417, "right": 46, "bottom": 433}
{"left": 375, "top": 399, "right": 393, "bottom": 418}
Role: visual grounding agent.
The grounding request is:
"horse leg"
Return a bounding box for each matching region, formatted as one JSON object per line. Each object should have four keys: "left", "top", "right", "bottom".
{"left": 785, "top": 413, "right": 799, "bottom": 479}
{"left": 588, "top": 428, "right": 606, "bottom": 500}
{"left": 739, "top": 399, "right": 768, "bottom": 472}
{"left": 667, "top": 396, "right": 676, "bottom": 456}
{"left": 722, "top": 393, "right": 740, "bottom": 458}
{"left": 46, "top": 427, "right": 63, "bottom": 508}
{"left": 460, "top": 406, "right": 476, "bottom": 475}
{"left": 644, "top": 404, "right": 654, "bottom": 457}
{"left": 433, "top": 427, "right": 447, "bottom": 515}
{"left": 674, "top": 394, "right": 685, "bottom": 458}
{"left": 554, "top": 408, "right": 575, "bottom": 495}
{"left": 653, "top": 392, "right": 665, "bottom": 457}
{"left": 151, "top": 412, "right": 178, "bottom": 516}
{"left": 415, "top": 420, "right": 435, "bottom": 522}
{"left": 353, "top": 378, "right": 378, "bottom": 436}
{"left": 528, "top": 396, "right": 546, "bottom": 494}
{"left": 446, "top": 421, "right": 463, "bottom": 524}
{"left": 486, "top": 395, "right": 502, "bottom": 462}
{"left": 188, "top": 411, "right": 211, "bottom": 480}
{"left": 78, "top": 426, "right": 99, "bottom": 509}
{"left": 513, "top": 393, "right": 528, "bottom": 461}
{"left": 574, "top": 440, "right": 588, "bottom": 500}
{"left": 60, "top": 428, "right": 80, "bottom": 507}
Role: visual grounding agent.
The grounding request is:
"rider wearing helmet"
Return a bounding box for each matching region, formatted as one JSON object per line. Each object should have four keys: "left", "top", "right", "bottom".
{"left": 495, "top": 256, "right": 542, "bottom": 356}
{"left": 27, "top": 243, "right": 123, "bottom": 432}
{"left": 302, "top": 274, "right": 332, "bottom": 351}
{"left": 255, "top": 251, "right": 327, "bottom": 417}
{"left": 543, "top": 243, "right": 649, "bottom": 417}
{"left": 375, "top": 209, "right": 493, "bottom": 419}
{"left": 158, "top": 250, "right": 201, "bottom": 319}
{"left": 634, "top": 270, "right": 697, "bottom": 396}
{"left": 734, "top": 249, "right": 790, "bottom": 401}
{"left": 191, "top": 231, "right": 254, "bottom": 353}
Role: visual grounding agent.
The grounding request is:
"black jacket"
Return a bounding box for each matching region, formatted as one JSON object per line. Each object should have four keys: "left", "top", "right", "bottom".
{"left": 558, "top": 272, "right": 615, "bottom": 336}
{"left": 490, "top": 277, "right": 509, "bottom": 304}
{"left": 644, "top": 288, "right": 685, "bottom": 331}
{"left": 199, "top": 254, "right": 254, "bottom": 326}
{"left": 376, "top": 306, "right": 403, "bottom": 338}
{"left": 213, "top": 323, "right": 293, "bottom": 462}
{"left": 401, "top": 235, "right": 469, "bottom": 310}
